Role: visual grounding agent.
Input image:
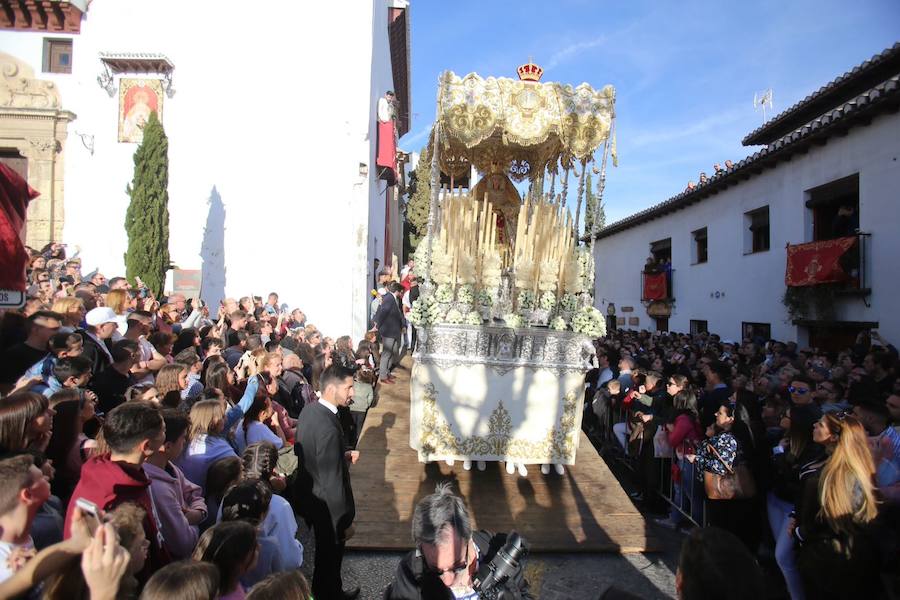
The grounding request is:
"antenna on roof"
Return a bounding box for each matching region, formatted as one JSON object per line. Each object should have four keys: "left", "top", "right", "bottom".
{"left": 754, "top": 89, "right": 774, "bottom": 123}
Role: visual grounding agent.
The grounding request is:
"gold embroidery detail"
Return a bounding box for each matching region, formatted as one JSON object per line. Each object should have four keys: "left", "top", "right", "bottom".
{"left": 419, "top": 383, "right": 580, "bottom": 462}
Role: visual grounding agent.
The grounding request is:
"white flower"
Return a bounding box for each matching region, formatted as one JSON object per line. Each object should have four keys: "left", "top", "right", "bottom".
{"left": 539, "top": 291, "right": 557, "bottom": 311}
{"left": 503, "top": 313, "right": 523, "bottom": 328}
{"left": 435, "top": 284, "right": 454, "bottom": 304}
{"left": 571, "top": 305, "right": 607, "bottom": 338}
{"left": 464, "top": 311, "right": 482, "bottom": 325}
{"left": 456, "top": 284, "right": 475, "bottom": 305}
{"left": 550, "top": 316, "right": 568, "bottom": 331}
{"left": 444, "top": 308, "right": 464, "bottom": 324}
{"left": 477, "top": 289, "right": 495, "bottom": 307}
{"left": 559, "top": 293, "right": 578, "bottom": 312}
{"left": 514, "top": 259, "right": 536, "bottom": 289}
{"left": 409, "top": 297, "right": 441, "bottom": 327}
{"left": 518, "top": 290, "right": 535, "bottom": 310}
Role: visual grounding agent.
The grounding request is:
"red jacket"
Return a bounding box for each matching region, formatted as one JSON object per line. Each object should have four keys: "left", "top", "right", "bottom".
{"left": 65, "top": 455, "right": 171, "bottom": 573}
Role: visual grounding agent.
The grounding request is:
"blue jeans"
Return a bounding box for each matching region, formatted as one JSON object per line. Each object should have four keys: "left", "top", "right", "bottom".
{"left": 767, "top": 491, "right": 805, "bottom": 600}
{"left": 670, "top": 458, "right": 703, "bottom": 525}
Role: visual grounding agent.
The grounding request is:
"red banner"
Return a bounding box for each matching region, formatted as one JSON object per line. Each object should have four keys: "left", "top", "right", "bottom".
{"left": 376, "top": 119, "right": 397, "bottom": 182}
{"left": 0, "top": 163, "right": 40, "bottom": 291}
{"left": 643, "top": 271, "right": 668, "bottom": 300}
{"left": 785, "top": 236, "right": 857, "bottom": 287}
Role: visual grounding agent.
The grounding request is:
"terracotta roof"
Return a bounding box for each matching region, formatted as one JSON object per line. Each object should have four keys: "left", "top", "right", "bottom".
{"left": 742, "top": 43, "right": 900, "bottom": 146}
{"left": 591, "top": 73, "right": 900, "bottom": 241}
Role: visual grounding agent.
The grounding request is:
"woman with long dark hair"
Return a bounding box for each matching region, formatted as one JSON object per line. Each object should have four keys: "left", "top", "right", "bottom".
{"left": 44, "top": 389, "right": 96, "bottom": 504}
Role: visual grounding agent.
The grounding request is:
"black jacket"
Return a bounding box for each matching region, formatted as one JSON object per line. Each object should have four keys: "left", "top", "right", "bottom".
{"left": 77, "top": 329, "right": 112, "bottom": 377}
{"left": 374, "top": 294, "right": 405, "bottom": 340}
{"left": 384, "top": 530, "right": 533, "bottom": 600}
{"left": 277, "top": 367, "right": 315, "bottom": 418}
{"left": 293, "top": 402, "right": 355, "bottom": 542}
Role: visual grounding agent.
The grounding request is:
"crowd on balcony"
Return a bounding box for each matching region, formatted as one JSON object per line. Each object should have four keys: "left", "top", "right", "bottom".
{"left": 585, "top": 327, "right": 899, "bottom": 599}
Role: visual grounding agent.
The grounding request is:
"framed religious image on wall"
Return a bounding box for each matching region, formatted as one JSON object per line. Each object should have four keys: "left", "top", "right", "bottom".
{"left": 118, "top": 78, "right": 163, "bottom": 143}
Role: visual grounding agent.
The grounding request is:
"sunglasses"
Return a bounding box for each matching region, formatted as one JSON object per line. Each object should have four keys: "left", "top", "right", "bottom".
{"left": 419, "top": 542, "right": 470, "bottom": 578}
{"left": 788, "top": 386, "right": 809, "bottom": 394}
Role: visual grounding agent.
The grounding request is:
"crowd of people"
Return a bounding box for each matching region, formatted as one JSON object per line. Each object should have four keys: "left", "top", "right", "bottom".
{"left": 3, "top": 244, "right": 896, "bottom": 600}
{"left": 586, "top": 327, "right": 900, "bottom": 599}
{"left": 0, "top": 246, "right": 394, "bottom": 599}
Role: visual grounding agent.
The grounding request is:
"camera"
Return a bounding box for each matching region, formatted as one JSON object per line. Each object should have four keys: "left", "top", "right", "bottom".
{"left": 474, "top": 532, "right": 529, "bottom": 600}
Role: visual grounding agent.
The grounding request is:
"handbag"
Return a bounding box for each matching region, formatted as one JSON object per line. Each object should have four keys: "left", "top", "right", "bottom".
{"left": 653, "top": 427, "right": 672, "bottom": 458}
{"left": 702, "top": 443, "right": 757, "bottom": 500}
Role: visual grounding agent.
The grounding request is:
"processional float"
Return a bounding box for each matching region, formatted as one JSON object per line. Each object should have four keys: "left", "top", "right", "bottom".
{"left": 409, "top": 61, "right": 616, "bottom": 473}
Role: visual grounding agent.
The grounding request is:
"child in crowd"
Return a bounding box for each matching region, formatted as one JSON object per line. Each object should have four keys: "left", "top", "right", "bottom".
{"left": 240, "top": 443, "right": 302, "bottom": 570}
{"left": 143, "top": 410, "right": 208, "bottom": 559}
{"left": 23, "top": 332, "right": 84, "bottom": 398}
{"left": 0, "top": 455, "right": 51, "bottom": 584}
{"left": 219, "top": 479, "right": 281, "bottom": 588}
{"left": 192, "top": 521, "right": 259, "bottom": 600}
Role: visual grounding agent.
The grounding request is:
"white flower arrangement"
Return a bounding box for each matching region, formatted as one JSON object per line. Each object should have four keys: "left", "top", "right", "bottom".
{"left": 576, "top": 247, "right": 595, "bottom": 291}
{"left": 477, "top": 288, "right": 494, "bottom": 307}
{"left": 435, "top": 284, "right": 454, "bottom": 304}
{"left": 457, "top": 254, "right": 477, "bottom": 285}
{"left": 456, "top": 284, "right": 475, "bottom": 305}
{"left": 444, "top": 308, "right": 464, "bottom": 324}
{"left": 409, "top": 297, "right": 441, "bottom": 327}
{"left": 571, "top": 305, "right": 607, "bottom": 338}
{"left": 559, "top": 293, "right": 579, "bottom": 313}
{"left": 514, "top": 259, "right": 536, "bottom": 289}
{"left": 464, "top": 311, "right": 483, "bottom": 326}
{"left": 503, "top": 313, "right": 523, "bottom": 328}
{"left": 431, "top": 246, "right": 453, "bottom": 285}
{"left": 412, "top": 241, "right": 430, "bottom": 281}
{"left": 550, "top": 315, "right": 568, "bottom": 331}
{"left": 538, "top": 260, "right": 559, "bottom": 292}
{"left": 539, "top": 291, "right": 557, "bottom": 312}
{"left": 481, "top": 253, "right": 502, "bottom": 288}
{"left": 518, "top": 289, "right": 536, "bottom": 310}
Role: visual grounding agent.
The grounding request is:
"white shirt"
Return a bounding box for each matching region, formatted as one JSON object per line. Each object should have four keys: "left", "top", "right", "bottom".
{"left": 377, "top": 96, "right": 394, "bottom": 122}
{"left": 318, "top": 398, "right": 338, "bottom": 415}
{"left": 0, "top": 537, "right": 35, "bottom": 584}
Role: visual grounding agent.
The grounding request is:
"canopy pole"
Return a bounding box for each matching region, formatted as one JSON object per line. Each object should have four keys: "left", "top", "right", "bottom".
{"left": 548, "top": 166, "right": 557, "bottom": 200}
{"left": 590, "top": 123, "right": 614, "bottom": 260}
{"left": 573, "top": 159, "right": 587, "bottom": 240}
{"left": 423, "top": 121, "right": 442, "bottom": 294}
{"left": 560, "top": 164, "right": 571, "bottom": 207}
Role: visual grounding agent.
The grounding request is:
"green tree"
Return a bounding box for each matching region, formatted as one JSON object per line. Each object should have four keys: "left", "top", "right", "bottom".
{"left": 405, "top": 143, "right": 432, "bottom": 251}
{"left": 124, "top": 112, "right": 170, "bottom": 296}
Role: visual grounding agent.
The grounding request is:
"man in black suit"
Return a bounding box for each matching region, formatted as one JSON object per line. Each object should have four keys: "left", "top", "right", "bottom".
{"left": 374, "top": 282, "right": 405, "bottom": 384}
{"left": 78, "top": 307, "right": 118, "bottom": 376}
{"left": 294, "top": 361, "right": 360, "bottom": 599}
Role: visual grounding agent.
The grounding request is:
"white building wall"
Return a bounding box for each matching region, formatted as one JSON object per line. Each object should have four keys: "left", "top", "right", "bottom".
{"left": 594, "top": 110, "right": 900, "bottom": 343}
{"left": 0, "top": 0, "right": 403, "bottom": 341}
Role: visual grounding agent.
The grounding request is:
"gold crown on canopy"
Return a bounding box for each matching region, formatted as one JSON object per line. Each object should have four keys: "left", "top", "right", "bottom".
{"left": 517, "top": 59, "right": 543, "bottom": 82}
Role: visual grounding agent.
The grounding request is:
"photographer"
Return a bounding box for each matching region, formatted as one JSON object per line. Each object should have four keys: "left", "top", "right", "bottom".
{"left": 385, "top": 483, "right": 533, "bottom": 600}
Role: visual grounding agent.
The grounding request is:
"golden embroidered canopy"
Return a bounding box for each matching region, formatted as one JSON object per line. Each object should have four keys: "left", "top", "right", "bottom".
{"left": 432, "top": 70, "right": 616, "bottom": 179}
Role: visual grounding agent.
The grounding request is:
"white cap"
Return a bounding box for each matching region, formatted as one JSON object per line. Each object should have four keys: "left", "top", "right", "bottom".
{"left": 86, "top": 307, "right": 118, "bottom": 327}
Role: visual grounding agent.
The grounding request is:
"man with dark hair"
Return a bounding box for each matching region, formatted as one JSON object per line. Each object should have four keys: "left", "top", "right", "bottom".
{"left": 90, "top": 339, "right": 140, "bottom": 414}
{"left": 174, "top": 348, "right": 203, "bottom": 400}
{"left": 386, "top": 483, "right": 532, "bottom": 599}
{"left": 699, "top": 360, "right": 731, "bottom": 428}
{"left": 53, "top": 355, "right": 93, "bottom": 391}
{"left": 64, "top": 401, "right": 170, "bottom": 574}
{"left": 22, "top": 332, "right": 83, "bottom": 397}
{"left": 294, "top": 362, "right": 359, "bottom": 599}
{"left": 0, "top": 310, "right": 63, "bottom": 391}
{"left": 676, "top": 527, "right": 763, "bottom": 600}
{"left": 854, "top": 399, "right": 900, "bottom": 499}
{"left": 224, "top": 330, "right": 249, "bottom": 369}
{"left": 374, "top": 282, "right": 405, "bottom": 384}
{"left": 108, "top": 276, "right": 130, "bottom": 290}
{"left": 200, "top": 336, "right": 223, "bottom": 357}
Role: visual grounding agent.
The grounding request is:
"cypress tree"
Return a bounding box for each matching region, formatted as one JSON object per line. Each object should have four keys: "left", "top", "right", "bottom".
{"left": 124, "top": 111, "right": 170, "bottom": 296}
{"left": 406, "top": 143, "right": 432, "bottom": 251}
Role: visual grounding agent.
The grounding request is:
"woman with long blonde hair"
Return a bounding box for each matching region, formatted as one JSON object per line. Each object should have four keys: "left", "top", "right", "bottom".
{"left": 104, "top": 289, "right": 130, "bottom": 336}
{"left": 794, "top": 412, "right": 881, "bottom": 599}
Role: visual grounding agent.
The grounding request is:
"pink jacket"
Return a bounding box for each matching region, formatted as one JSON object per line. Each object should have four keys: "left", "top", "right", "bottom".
{"left": 142, "top": 461, "right": 207, "bottom": 559}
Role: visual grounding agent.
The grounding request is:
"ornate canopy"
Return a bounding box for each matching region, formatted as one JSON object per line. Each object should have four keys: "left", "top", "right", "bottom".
{"left": 433, "top": 70, "right": 616, "bottom": 179}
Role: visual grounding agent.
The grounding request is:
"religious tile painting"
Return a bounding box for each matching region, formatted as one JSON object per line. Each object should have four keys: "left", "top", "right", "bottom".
{"left": 118, "top": 78, "right": 163, "bottom": 143}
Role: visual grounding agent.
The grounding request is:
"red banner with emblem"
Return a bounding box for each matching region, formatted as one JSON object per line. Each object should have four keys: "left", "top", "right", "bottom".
{"left": 643, "top": 271, "right": 668, "bottom": 300}
{"left": 785, "top": 237, "right": 857, "bottom": 287}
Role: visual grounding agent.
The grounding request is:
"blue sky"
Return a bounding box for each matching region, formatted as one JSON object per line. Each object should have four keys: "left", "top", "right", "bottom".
{"left": 399, "top": 0, "right": 900, "bottom": 225}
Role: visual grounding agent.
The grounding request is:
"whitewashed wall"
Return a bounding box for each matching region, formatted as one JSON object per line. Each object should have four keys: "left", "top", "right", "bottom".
{"left": 593, "top": 110, "right": 900, "bottom": 343}
{"left": 1, "top": 0, "right": 402, "bottom": 341}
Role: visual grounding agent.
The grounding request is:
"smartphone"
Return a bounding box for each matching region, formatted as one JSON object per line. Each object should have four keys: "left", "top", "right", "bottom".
{"left": 75, "top": 497, "right": 102, "bottom": 535}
